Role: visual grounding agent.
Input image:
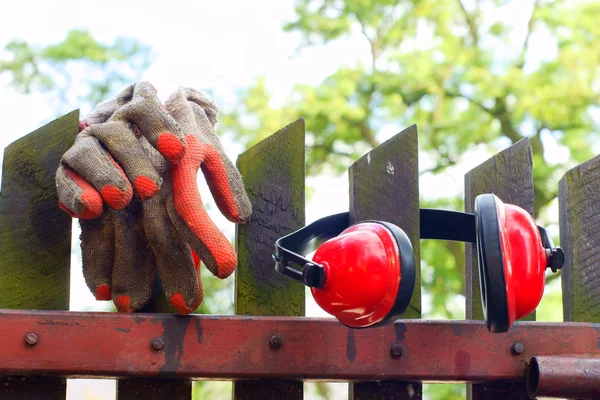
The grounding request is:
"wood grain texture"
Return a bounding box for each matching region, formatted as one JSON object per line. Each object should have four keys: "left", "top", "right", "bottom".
{"left": 233, "top": 118, "right": 306, "bottom": 399}
{"left": 559, "top": 154, "right": 600, "bottom": 323}
{"left": 0, "top": 110, "right": 79, "bottom": 399}
{"left": 348, "top": 125, "right": 421, "bottom": 400}
{"left": 464, "top": 138, "right": 533, "bottom": 400}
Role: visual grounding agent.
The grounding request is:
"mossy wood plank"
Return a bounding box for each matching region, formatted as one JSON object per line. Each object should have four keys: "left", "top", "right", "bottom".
{"left": 0, "top": 110, "right": 79, "bottom": 399}
{"left": 559, "top": 154, "right": 600, "bottom": 322}
{"left": 233, "top": 119, "right": 305, "bottom": 399}
{"left": 348, "top": 125, "right": 421, "bottom": 400}
{"left": 464, "top": 138, "right": 533, "bottom": 400}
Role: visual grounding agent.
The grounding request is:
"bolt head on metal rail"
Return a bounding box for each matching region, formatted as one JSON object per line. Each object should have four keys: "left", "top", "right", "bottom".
{"left": 269, "top": 334, "right": 283, "bottom": 349}
{"left": 390, "top": 343, "right": 403, "bottom": 357}
{"left": 512, "top": 342, "right": 525, "bottom": 355}
{"left": 152, "top": 337, "right": 164, "bottom": 351}
{"left": 25, "top": 333, "right": 38, "bottom": 346}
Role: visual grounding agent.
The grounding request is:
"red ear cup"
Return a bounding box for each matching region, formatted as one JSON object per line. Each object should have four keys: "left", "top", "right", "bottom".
{"left": 475, "top": 194, "right": 548, "bottom": 333}
{"left": 499, "top": 200, "right": 548, "bottom": 323}
{"left": 310, "top": 222, "right": 416, "bottom": 328}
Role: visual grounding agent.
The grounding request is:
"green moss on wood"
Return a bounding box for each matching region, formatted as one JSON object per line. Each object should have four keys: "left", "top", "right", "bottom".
{"left": 559, "top": 154, "right": 600, "bottom": 322}
{"left": 234, "top": 118, "right": 305, "bottom": 317}
{"left": 233, "top": 119, "right": 305, "bottom": 399}
{"left": 0, "top": 110, "right": 79, "bottom": 310}
{"left": 0, "top": 110, "right": 78, "bottom": 399}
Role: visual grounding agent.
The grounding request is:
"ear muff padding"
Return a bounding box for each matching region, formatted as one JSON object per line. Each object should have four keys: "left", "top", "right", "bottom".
{"left": 369, "top": 221, "right": 416, "bottom": 326}
{"left": 474, "top": 194, "right": 510, "bottom": 333}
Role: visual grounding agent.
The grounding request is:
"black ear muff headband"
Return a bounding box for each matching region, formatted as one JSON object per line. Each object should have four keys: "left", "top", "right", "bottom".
{"left": 272, "top": 209, "right": 478, "bottom": 289}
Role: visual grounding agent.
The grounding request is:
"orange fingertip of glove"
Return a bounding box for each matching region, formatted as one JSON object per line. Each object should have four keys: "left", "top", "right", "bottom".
{"left": 134, "top": 175, "right": 161, "bottom": 200}
{"left": 101, "top": 185, "right": 133, "bottom": 210}
{"left": 60, "top": 169, "right": 104, "bottom": 220}
{"left": 157, "top": 132, "right": 186, "bottom": 163}
{"left": 169, "top": 292, "right": 202, "bottom": 316}
{"left": 115, "top": 295, "right": 133, "bottom": 313}
{"left": 95, "top": 284, "right": 112, "bottom": 301}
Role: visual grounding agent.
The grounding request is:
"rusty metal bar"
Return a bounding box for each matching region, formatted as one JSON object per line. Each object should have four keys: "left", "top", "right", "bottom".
{"left": 0, "top": 310, "right": 599, "bottom": 383}
{"left": 526, "top": 356, "right": 600, "bottom": 399}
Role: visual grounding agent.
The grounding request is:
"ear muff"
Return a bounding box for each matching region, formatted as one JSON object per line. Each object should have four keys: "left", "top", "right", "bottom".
{"left": 475, "top": 193, "right": 560, "bottom": 333}
{"left": 273, "top": 201, "right": 563, "bottom": 333}
{"left": 311, "top": 221, "right": 416, "bottom": 328}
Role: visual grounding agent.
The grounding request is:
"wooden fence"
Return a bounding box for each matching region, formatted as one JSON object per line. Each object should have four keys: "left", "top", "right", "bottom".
{"left": 0, "top": 110, "right": 599, "bottom": 399}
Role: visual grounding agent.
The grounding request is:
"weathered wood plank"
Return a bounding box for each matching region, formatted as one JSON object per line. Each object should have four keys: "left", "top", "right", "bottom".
{"left": 0, "top": 110, "right": 79, "bottom": 399}
{"left": 559, "top": 154, "right": 600, "bottom": 323}
{"left": 464, "top": 138, "right": 534, "bottom": 400}
{"left": 348, "top": 125, "right": 421, "bottom": 400}
{"left": 233, "top": 119, "right": 306, "bottom": 399}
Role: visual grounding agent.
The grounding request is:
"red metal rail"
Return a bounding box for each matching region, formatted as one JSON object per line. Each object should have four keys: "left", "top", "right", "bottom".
{"left": 0, "top": 310, "right": 598, "bottom": 383}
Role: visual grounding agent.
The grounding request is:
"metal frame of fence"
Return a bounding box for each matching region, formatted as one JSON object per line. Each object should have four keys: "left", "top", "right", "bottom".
{"left": 1, "top": 110, "right": 599, "bottom": 399}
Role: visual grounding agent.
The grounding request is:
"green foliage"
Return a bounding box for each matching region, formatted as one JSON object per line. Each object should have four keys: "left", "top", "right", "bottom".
{"left": 222, "top": 2, "right": 600, "bottom": 397}
{"left": 0, "top": 29, "right": 153, "bottom": 112}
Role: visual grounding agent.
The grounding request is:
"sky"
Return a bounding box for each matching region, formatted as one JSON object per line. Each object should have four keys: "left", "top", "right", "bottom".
{"left": 0, "top": 1, "right": 565, "bottom": 399}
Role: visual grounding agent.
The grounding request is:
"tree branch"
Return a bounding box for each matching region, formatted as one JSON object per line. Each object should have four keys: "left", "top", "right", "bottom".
{"left": 358, "top": 118, "right": 379, "bottom": 148}
{"left": 491, "top": 96, "right": 522, "bottom": 143}
{"left": 444, "top": 89, "right": 493, "bottom": 115}
{"left": 517, "top": 0, "right": 540, "bottom": 69}
{"left": 457, "top": 0, "right": 479, "bottom": 46}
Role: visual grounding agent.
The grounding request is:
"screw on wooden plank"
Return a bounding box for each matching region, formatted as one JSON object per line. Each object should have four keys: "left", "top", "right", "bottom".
{"left": 151, "top": 337, "right": 164, "bottom": 351}
{"left": 25, "top": 333, "right": 38, "bottom": 346}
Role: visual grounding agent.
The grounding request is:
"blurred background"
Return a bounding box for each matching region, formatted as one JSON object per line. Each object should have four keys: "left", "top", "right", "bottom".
{"left": 1, "top": 0, "right": 599, "bottom": 399}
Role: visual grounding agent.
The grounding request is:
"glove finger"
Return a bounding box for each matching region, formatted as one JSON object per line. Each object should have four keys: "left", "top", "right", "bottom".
{"left": 165, "top": 88, "right": 251, "bottom": 223}
{"left": 166, "top": 193, "right": 237, "bottom": 279}
{"left": 61, "top": 135, "right": 133, "bottom": 210}
{"left": 111, "top": 82, "right": 188, "bottom": 164}
{"left": 80, "top": 82, "right": 137, "bottom": 128}
{"left": 143, "top": 199, "right": 202, "bottom": 316}
{"left": 82, "top": 122, "right": 163, "bottom": 201}
{"left": 80, "top": 212, "right": 115, "bottom": 301}
{"left": 56, "top": 164, "right": 103, "bottom": 220}
{"left": 111, "top": 207, "right": 155, "bottom": 312}
{"left": 200, "top": 144, "right": 252, "bottom": 223}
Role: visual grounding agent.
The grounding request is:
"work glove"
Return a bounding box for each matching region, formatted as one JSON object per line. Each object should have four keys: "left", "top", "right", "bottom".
{"left": 56, "top": 82, "right": 252, "bottom": 314}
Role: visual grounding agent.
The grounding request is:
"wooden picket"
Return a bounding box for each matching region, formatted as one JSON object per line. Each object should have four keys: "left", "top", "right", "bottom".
{"left": 1, "top": 110, "right": 599, "bottom": 399}
{"left": 559, "top": 155, "right": 600, "bottom": 322}
{"left": 234, "top": 118, "right": 306, "bottom": 399}
{"left": 348, "top": 125, "right": 422, "bottom": 400}
{"left": 464, "top": 138, "right": 535, "bottom": 399}
{"left": 0, "top": 110, "right": 78, "bottom": 399}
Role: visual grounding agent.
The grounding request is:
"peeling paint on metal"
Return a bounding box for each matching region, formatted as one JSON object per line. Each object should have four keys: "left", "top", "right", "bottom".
{"left": 346, "top": 329, "right": 357, "bottom": 362}
{"left": 395, "top": 323, "right": 407, "bottom": 342}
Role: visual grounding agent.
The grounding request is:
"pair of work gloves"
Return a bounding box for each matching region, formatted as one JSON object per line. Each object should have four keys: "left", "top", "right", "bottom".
{"left": 56, "top": 81, "right": 252, "bottom": 315}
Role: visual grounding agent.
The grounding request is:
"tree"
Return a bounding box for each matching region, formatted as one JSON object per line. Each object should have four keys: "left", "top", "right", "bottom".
{"left": 221, "top": 1, "right": 600, "bottom": 398}
{"left": 222, "top": 0, "right": 600, "bottom": 314}
{"left": 0, "top": 29, "right": 153, "bottom": 114}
